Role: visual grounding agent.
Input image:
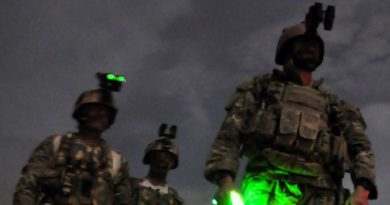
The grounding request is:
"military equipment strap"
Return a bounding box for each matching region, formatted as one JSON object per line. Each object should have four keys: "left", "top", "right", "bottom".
{"left": 129, "top": 178, "right": 141, "bottom": 205}
{"left": 53, "top": 135, "right": 62, "bottom": 154}
{"left": 52, "top": 134, "right": 122, "bottom": 178}
{"left": 252, "top": 74, "right": 272, "bottom": 110}
{"left": 110, "top": 150, "right": 122, "bottom": 178}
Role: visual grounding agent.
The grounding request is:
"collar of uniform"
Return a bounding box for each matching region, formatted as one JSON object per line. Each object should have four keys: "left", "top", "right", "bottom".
{"left": 139, "top": 178, "right": 169, "bottom": 194}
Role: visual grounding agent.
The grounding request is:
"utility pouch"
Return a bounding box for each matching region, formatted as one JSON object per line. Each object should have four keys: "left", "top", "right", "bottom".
{"left": 314, "top": 131, "right": 332, "bottom": 163}
{"left": 274, "top": 108, "right": 300, "bottom": 148}
{"left": 297, "top": 111, "right": 320, "bottom": 155}
{"left": 252, "top": 110, "right": 277, "bottom": 142}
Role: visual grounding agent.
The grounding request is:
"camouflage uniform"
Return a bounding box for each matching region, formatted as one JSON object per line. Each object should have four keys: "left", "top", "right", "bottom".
{"left": 129, "top": 177, "right": 184, "bottom": 205}
{"left": 129, "top": 125, "right": 184, "bottom": 205}
{"left": 13, "top": 88, "right": 132, "bottom": 205}
{"left": 13, "top": 132, "right": 132, "bottom": 205}
{"left": 204, "top": 69, "right": 377, "bottom": 204}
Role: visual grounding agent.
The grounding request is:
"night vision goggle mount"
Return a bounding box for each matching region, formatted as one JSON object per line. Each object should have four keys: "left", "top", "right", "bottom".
{"left": 305, "top": 2, "right": 335, "bottom": 35}
{"left": 159, "top": 123, "right": 177, "bottom": 139}
{"left": 96, "top": 72, "right": 126, "bottom": 92}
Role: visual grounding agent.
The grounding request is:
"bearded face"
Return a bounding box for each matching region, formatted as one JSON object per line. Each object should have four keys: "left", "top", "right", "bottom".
{"left": 291, "top": 37, "right": 321, "bottom": 71}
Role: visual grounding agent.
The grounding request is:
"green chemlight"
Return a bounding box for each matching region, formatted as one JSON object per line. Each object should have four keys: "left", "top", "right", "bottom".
{"left": 230, "top": 191, "right": 244, "bottom": 205}
{"left": 211, "top": 191, "right": 244, "bottom": 205}
{"left": 106, "top": 73, "right": 116, "bottom": 80}
{"left": 241, "top": 173, "right": 303, "bottom": 205}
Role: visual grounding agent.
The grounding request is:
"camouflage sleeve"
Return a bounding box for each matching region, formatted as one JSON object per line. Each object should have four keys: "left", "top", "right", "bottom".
{"left": 13, "top": 136, "right": 57, "bottom": 205}
{"left": 339, "top": 101, "right": 378, "bottom": 199}
{"left": 204, "top": 80, "right": 256, "bottom": 184}
{"left": 113, "top": 157, "right": 133, "bottom": 205}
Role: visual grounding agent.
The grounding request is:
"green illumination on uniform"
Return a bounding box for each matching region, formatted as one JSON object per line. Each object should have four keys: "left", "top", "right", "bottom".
{"left": 106, "top": 73, "right": 116, "bottom": 80}
{"left": 211, "top": 198, "right": 218, "bottom": 205}
{"left": 241, "top": 172, "right": 303, "bottom": 205}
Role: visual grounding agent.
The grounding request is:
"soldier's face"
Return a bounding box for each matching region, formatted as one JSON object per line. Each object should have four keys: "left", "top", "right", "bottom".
{"left": 291, "top": 38, "right": 321, "bottom": 71}
{"left": 80, "top": 104, "right": 113, "bottom": 132}
{"left": 149, "top": 151, "right": 176, "bottom": 171}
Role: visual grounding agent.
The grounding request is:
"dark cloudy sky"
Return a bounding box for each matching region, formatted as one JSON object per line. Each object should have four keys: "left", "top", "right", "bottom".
{"left": 1, "top": 0, "right": 389, "bottom": 204}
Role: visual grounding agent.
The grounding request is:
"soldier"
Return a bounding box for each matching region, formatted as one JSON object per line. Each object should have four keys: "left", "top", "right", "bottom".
{"left": 204, "top": 4, "right": 377, "bottom": 205}
{"left": 129, "top": 124, "right": 184, "bottom": 205}
{"left": 13, "top": 74, "right": 132, "bottom": 205}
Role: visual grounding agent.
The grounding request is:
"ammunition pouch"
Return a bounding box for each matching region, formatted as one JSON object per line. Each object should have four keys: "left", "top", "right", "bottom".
{"left": 250, "top": 110, "right": 277, "bottom": 142}
{"left": 274, "top": 108, "right": 321, "bottom": 155}
{"left": 274, "top": 108, "right": 301, "bottom": 149}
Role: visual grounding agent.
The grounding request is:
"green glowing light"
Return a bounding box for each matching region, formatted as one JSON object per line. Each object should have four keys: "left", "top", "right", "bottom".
{"left": 230, "top": 191, "right": 244, "bottom": 205}
{"left": 106, "top": 73, "right": 116, "bottom": 80}
{"left": 241, "top": 173, "right": 303, "bottom": 205}
{"left": 118, "top": 76, "right": 126, "bottom": 82}
{"left": 211, "top": 198, "right": 218, "bottom": 205}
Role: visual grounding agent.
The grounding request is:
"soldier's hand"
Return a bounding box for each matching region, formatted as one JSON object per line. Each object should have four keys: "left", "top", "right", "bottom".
{"left": 214, "top": 175, "right": 243, "bottom": 205}
{"left": 218, "top": 174, "right": 235, "bottom": 191}
{"left": 346, "top": 185, "right": 369, "bottom": 205}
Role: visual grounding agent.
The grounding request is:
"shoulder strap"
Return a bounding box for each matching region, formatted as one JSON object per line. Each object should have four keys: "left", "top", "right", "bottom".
{"left": 53, "top": 133, "right": 74, "bottom": 165}
{"left": 110, "top": 150, "right": 122, "bottom": 178}
{"left": 52, "top": 134, "right": 63, "bottom": 153}
{"left": 252, "top": 73, "right": 271, "bottom": 110}
{"left": 129, "top": 177, "right": 142, "bottom": 204}
{"left": 326, "top": 92, "right": 343, "bottom": 136}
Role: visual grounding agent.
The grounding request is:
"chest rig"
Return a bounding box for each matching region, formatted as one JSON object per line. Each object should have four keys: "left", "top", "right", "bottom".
{"left": 242, "top": 72, "right": 346, "bottom": 179}
{"left": 52, "top": 133, "right": 115, "bottom": 205}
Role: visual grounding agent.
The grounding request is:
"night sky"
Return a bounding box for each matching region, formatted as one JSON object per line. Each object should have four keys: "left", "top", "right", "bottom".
{"left": 1, "top": 1, "right": 389, "bottom": 204}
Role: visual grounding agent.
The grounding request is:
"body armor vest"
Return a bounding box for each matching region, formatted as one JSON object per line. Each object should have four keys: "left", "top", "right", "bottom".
{"left": 242, "top": 74, "right": 347, "bottom": 185}
{"left": 41, "top": 134, "right": 116, "bottom": 205}
{"left": 262, "top": 80, "right": 329, "bottom": 156}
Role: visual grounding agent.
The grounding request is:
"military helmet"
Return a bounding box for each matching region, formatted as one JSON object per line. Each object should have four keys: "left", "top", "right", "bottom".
{"left": 72, "top": 88, "right": 118, "bottom": 125}
{"left": 143, "top": 138, "right": 179, "bottom": 169}
{"left": 275, "top": 22, "right": 324, "bottom": 66}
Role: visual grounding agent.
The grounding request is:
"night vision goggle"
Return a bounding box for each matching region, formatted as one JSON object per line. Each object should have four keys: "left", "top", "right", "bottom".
{"left": 96, "top": 72, "right": 126, "bottom": 92}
